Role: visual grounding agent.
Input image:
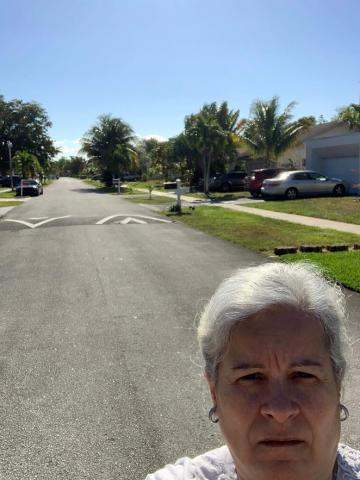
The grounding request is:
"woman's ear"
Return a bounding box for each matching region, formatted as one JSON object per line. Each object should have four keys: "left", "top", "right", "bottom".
{"left": 205, "top": 372, "right": 217, "bottom": 405}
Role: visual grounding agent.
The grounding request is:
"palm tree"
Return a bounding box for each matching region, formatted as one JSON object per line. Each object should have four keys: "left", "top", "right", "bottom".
{"left": 185, "top": 107, "right": 226, "bottom": 194}
{"left": 81, "top": 114, "right": 135, "bottom": 183}
{"left": 338, "top": 103, "right": 360, "bottom": 130}
{"left": 240, "top": 97, "right": 306, "bottom": 167}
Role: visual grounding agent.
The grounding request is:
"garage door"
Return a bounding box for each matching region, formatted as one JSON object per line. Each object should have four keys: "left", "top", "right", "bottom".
{"left": 320, "top": 157, "right": 359, "bottom": 193}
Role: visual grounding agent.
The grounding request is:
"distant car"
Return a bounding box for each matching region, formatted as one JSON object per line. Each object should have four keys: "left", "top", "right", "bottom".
{"left": 247, "top": 168, "right": 286, "bottom": 197}
{"left": 261, "top": 170, "right": 349, "bottom": 200}
{"left": 0, "top": 175, "right": 22, "bottom": 188}
{"left": 121, "top": 173, "right": 139, "bottom": 182}
{"left": 209, "top": 171, "right": 248, "bottom": 192}
{"left": 15, "top": 179, "right": 43, "bottom": 196}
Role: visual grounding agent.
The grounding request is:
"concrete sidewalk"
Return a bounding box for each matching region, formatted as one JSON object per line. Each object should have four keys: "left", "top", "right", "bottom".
{"left": 134, "top": 188, "right": 360, "bottom": 235}
{"left": 217, "top": 204, "right": 360, "bottom": 235}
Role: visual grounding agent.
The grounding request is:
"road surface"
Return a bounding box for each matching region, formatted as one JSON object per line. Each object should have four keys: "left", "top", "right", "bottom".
{"left": 0, "top": 178, "right": 359, "bottom": 479}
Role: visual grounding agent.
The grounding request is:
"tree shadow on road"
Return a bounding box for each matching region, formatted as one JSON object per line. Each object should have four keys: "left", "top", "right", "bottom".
{"left": 71, "top": 187, "right": 116, "bottom": 194}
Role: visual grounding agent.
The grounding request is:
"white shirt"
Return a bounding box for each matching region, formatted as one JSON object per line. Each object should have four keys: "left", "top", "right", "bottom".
{"left": 145, "top": 444, "right": 360, "bottom": 480}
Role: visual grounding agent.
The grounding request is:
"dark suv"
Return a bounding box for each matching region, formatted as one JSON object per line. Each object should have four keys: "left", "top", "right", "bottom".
{"left": 247, "top": 168, "right": 285, "bottom": 197}
{"left": 209, "top": 171, "right": 248, "bottom": 192}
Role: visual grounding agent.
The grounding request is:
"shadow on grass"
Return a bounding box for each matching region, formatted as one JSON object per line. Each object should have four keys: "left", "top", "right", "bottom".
{"left": 166, "top": 211, "right": 193, "bottom": 217}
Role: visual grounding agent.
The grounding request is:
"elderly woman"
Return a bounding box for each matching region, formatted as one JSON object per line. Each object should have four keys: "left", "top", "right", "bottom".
{"left": 146, "top": 262, "right": 360, "bottom": 480}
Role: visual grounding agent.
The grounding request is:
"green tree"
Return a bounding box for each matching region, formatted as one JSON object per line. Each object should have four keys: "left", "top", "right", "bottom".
{"left": 240, "top": 97, "right": 306, "bottom": 168}
{"left": 81, "top": 114, "right": 135, "bottom": 184}
{"left": 185, "top": 103, "right": 227, "bottom": 193}
{"left": 13, "top": 150, "right": 42, "bottom": 178}
{"left": 338, "top": 103, "right": 360, "bottom": 130}
{"left": 0, "top": 95, "right": 58, "bottom": 174}
{"left": 68, "top": 156, "right": 87, "bottom": 176}
{"left": 113, "top": 143, "right": 138, "bottom": 179}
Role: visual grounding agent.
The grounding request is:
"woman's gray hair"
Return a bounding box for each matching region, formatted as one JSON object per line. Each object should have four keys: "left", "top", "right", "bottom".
{"left": 198, "top": 262, "right": 349, "bottom": 386}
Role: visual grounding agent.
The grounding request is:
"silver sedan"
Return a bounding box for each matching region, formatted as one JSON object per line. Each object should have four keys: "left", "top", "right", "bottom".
{"left": 261, "top": 170, "right": 349, "bottom": 200}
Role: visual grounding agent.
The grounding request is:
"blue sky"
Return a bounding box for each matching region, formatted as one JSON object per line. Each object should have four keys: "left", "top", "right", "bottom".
{"left": 1, "top": 0, "right": 360, "bottom": 157}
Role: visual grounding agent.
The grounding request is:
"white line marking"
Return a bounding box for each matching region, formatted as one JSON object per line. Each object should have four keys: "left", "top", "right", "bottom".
{"left": 29, "top": 217, "right": 49, "bottom": 220}
{"left": 96, "top": 214, "right": 172, "bottom": 225}
{"left": 120, "top": 217, "right": 147, "bottom": 224}
{"left": 4, "top": 215, "right": 72, "bottom": 229}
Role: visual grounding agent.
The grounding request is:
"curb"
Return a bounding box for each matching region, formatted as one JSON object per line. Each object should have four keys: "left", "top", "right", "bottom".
{"left": 0, "top": 206, "right": 17, "bottom": 218}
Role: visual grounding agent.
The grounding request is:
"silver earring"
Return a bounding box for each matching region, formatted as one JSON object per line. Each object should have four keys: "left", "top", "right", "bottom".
{"left": 340, "top": 404, "right": 349, "bottom": 421}
{"left": 208, "top": 406, "right": 219, "bottom": 423}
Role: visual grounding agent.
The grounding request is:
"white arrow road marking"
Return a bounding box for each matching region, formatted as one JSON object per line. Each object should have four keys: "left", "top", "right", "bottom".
{"left": 119, "top": 217, "right": 147, "bottom": 224}
{"left": 96, "top": 214, "right": 172, "bottom": 225}
{"left": 4, "top": 215, "right": 72, "bottom": 229}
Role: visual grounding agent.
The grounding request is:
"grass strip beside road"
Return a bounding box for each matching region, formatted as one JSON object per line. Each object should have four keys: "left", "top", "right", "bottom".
{"left": 0, "top": 190, "right": 16, "bottom": 198}
{"left": 185, "top": 191, "right": 251, "bottom": 200}
{"left": 246, "top": 197, "right": 360, "bottom": 225}
{"left": 168, "top": 206, "right": 360, "bottom": 291}
{"left": 131, "top": 181, "right": 167, "bottom": 192}
{"left": 125, "top": 195, "right": 175, "bottom": 204}
{"left": 0, "top": 201, "right": 23, "bottom": 207}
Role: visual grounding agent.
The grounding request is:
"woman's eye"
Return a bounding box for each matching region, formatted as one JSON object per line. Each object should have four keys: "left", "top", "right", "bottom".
{"left": 238, "top": 373, "right": 263, "bottom": 381}
{"left": 292, "top": 371, "right": 315, "bottom": 380}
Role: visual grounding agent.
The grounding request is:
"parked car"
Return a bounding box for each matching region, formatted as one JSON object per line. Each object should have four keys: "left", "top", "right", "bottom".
{"left": 121, "top": 172, "right": 139, "bottom": 182}
{"left": 261, "top": 170, "right": 349, "bottom": 200}
{"left": 0, "top": 175, "right": 22, "bottom": 188}
{"left": 209, "top": 171, "right": 248, "bottom": 192}
{"left": 15, "top": 179, "right": 43, "bottom": 196}
{"left": 247, "top": 168, "right": 286, "bottom": 197}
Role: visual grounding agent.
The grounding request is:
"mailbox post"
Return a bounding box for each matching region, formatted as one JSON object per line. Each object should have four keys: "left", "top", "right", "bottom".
{"left": 176, "top": 178, "right": 181, "bottom": 212}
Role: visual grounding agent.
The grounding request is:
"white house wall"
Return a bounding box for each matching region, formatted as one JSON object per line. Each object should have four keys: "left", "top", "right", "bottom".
{"left": 305, "top": 132, "right": 360, "bottom": 194}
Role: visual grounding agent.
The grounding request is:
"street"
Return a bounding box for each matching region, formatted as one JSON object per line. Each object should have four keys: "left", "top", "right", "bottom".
{"left": 0, "top": 178, "right": 359, "bottom": 479}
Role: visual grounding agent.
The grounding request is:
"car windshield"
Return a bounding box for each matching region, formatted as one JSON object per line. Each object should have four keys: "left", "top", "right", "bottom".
{"left": 22, "top": 180, "right": 37, "bottom": 185}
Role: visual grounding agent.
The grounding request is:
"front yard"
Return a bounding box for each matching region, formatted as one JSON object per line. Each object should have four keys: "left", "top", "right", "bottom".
{"left": 168, "top": 206, "right": 360, "bottom": 291}
{"left": 246, "top": 196, "right": 360, "bottom": 224}
{"left": 0, "top": 189, "right": 16, "bottom": 198}
{"left": 125, "top": 195, "right": 175, "bottom": 204}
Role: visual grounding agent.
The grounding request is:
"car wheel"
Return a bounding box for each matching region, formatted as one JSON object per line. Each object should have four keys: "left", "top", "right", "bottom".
{"left": 221, "top": 183, "right": 231, "bottom": 193}
{"left": 333, "top": 184, "right": 345, "bottom": 196}
{"left": 285, "top": 187, "right": 298, "bottom": 200}
{"left": 250, "top": 191, "right": 260, "bottom": 198}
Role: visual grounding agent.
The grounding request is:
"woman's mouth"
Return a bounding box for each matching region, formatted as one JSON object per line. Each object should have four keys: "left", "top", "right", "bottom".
{"left": 260, "top": 439, "right": 304, "bottom": 447}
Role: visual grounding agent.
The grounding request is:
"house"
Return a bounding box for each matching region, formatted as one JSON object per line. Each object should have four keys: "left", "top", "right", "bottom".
{"left": 238, "top": 122, "right": 360, "bottom": 194}
{"left": 236, "top": 123, "right": 342, "bottom": 172}
{"left": 304, "top": 122, "right": 360, "bottom": 194}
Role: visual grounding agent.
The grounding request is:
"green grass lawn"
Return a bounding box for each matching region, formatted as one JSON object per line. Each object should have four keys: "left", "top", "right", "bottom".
{"left": 0, "top": 200, "right": 23, "bottom": 207}
{"left": 0, "top": 190, "right": 16, "bottom": 198}
{"left": 246, "top": 196, "right": 360, "bottom": 224}
{"left": 83, "top": 179, "right": 116, "bottom": 192}
{"left": 125, "top": 195, "right": 175, "bottom": 204}
{"left": 83, "top": 179, "right": 143, "bottom": 195}
{"left": 282, "top": 251, "right": 360, "bottom": 291}
{"left": 185, "top": 191, "right": 251, "bottom": 200}
{"left": 130, "top": 181, "right": 167, "bottom": 191}
{"left": 168, "top": 206, "right": 360, "bottom": 291}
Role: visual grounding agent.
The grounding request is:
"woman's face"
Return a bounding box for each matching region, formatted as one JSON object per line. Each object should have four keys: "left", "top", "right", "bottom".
{"left": 207, "top": 305, "right": 341, "bottom": 480}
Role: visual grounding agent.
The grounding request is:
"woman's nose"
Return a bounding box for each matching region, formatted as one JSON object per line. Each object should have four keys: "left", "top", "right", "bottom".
{"left": 260, "top": 385, "right": 300, "bottom": 423}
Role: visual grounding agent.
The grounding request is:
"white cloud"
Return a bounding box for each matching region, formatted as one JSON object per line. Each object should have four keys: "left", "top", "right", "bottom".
{"left": 54, "top": 138, "right": 82, "bottom": 158}
{"left": 141, "top": 134, "right": 168, "bottom": 143}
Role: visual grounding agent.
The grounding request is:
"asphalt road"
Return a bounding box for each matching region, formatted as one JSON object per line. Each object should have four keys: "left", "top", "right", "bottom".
{"left": 0, "top": 178, "right": 359, "bottom": 479}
